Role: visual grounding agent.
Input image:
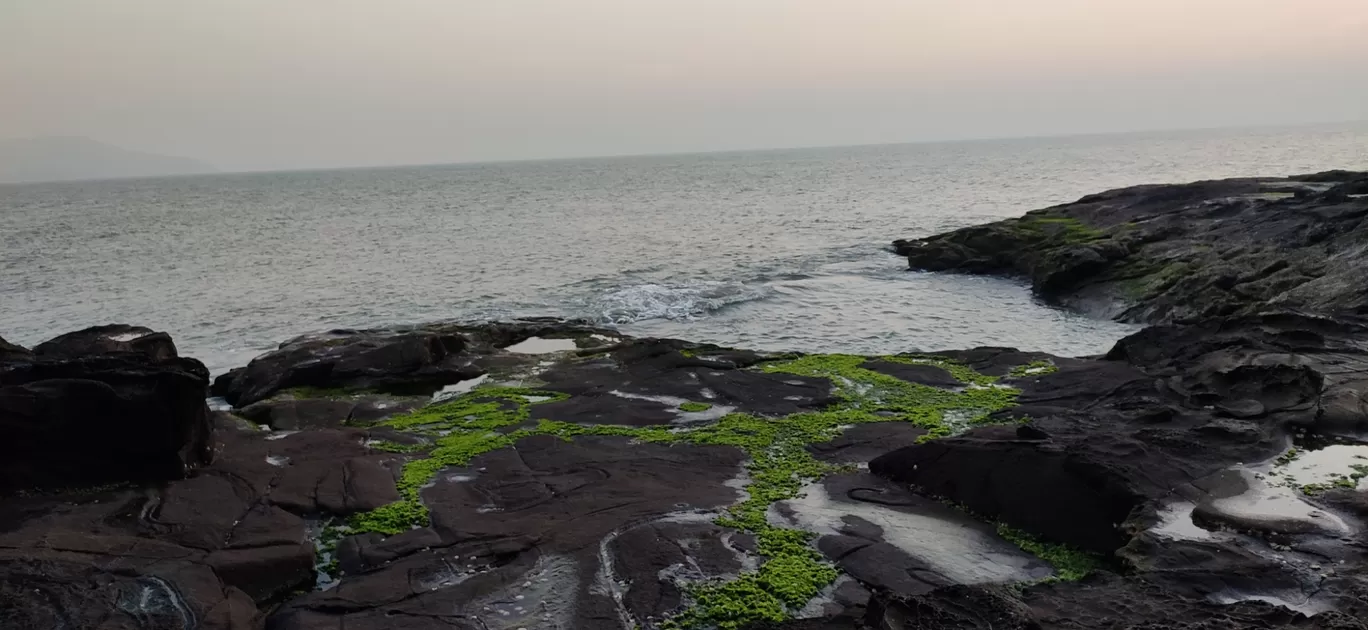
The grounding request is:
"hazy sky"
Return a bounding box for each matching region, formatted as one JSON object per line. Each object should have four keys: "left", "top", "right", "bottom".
{"left": 3, "top": 0, "right": 1366, "bottom": 171}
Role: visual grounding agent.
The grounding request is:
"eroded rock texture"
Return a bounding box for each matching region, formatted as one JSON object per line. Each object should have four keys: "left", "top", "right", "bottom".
{"left": 893, "top": 170, "right": 1368, "bottom": 322}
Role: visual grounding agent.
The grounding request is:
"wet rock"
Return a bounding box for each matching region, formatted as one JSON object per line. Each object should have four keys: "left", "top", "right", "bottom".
{"left": 215, "top": 327, "right": 480, "bottom": 407}
{"left": 0, "top": 335, "right": 32, "bottom": 363}
{"left": 531, "top": 338, "right": 838, "bottom": 422}
{"left": 870, "top": 435, "right": 1140, "bottom": 554}
{"left": 893, "top": 171, "right": 1368, "bottom": 324}
{"left": 862, "top": 360, "right": 963, "bottom": 388}
{"left": 809, "top": 422, "right": 929, "bottom": 463}
{"left": 872, "top": 575, "right": 1368, "bottom": 629}
{"left": 273, "top": 434, "right": 748, "bottom": 629}
{"left": 0, "top": 324, "right": 212, "bottom": 493}
{"left": 11, "top": 312, "right": 1368, "bottom": 629}
{"left": 237, "top": 393, "right": 425, "bottom": 429}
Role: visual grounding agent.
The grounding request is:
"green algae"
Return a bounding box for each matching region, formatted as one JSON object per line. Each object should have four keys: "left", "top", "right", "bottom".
{"left": 995, "top": 524, "right": 1101, "bottom": 582}
{"left": 761, "top": 354, "right": 1019, "bottom": 442}
{"left": 1016, "top": 215, "right": 1107, "bottom": 244}
{"left": 337, "top": 351, "right": 1052, "bottom": 627}
{"left": 314, "top": 520, "right": 349, "bottom": 580}
{"left": 1299, "top": 463, "right": 1368, "bottom": 495}
{"left": 366, "top": 440, "right": 425, "bottom": 453}
{"left": 1009, "top": 360, "right": 1058, "bottom": 377}
{"left": 348, "top": 387, "right": 570, "bottom": 534}
{"left": 882, "top": 354, "right": 1000, "bottom": 386}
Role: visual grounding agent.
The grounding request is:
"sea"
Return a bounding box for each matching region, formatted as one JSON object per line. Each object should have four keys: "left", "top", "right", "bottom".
{"left": 3, "top": 123, "right": 1366, "bottom": 375}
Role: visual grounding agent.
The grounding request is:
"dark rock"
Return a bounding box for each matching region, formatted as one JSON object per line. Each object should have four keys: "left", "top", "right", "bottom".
{"left": 216, "top": 327, "right": 480, "bottom": 407}
{"left": 0, "top": 335, "right": 32, "bottom": 363}
{"left": 893, "top": 171, "right": 1368, "bottom": 324}
{"left": 0, "top": 325, "right": 212, "bottom": 493}
{"left": 11, "top": 312, "right": 1368, "bottom": 629}
{"left": 862, "top": 360, "right": 963, "bottom": 388}
{"left": 809, "top": 422, "right": 929, "bottom": 463}
{"left": 33, "top": 324, "right": 182, "bottom": 364}
{"left": 237, "top": 393, "right": 425, "bottom": 430}
{"left": 870, "top": 435, "right": 1140, "bottom": 554}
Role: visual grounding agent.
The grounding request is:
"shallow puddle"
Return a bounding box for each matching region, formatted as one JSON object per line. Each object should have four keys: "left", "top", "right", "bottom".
{"left": 1149, "top": 502, "right": 1217, "bottom": 541}
{"left": 1205, "top": 469, "right": 1351, "bottom": 536}
{"left": 773, "top": 482, "right": 1052, "bottom": 584}
{"left": 466, "top": 555, "right": 579, "bottom": 629}
{"left": 505, "top": 336, "right": 578, "bottom": 354}
{"left": 434, "top": 374, "right": 490, "bottom": 400}
{"left": 1269, "top": 444, "right": 1368, "bottom": 491}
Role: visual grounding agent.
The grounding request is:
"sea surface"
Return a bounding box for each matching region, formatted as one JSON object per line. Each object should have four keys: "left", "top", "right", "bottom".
{"left": 3, "top": 123, "right": 1366, "bottom": 375}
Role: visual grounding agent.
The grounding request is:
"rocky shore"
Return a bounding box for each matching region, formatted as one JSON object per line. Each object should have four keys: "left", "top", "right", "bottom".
{"left": 4, "top": 171, "right": 1368, "bottom": 630}
{"left": 893, "top": 170, "right": 1368, "bottom": 323}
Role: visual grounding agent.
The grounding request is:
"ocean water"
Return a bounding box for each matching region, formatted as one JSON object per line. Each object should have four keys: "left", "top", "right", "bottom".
{"left": 3, "top": 123, "right": 1366, "bottom": 375}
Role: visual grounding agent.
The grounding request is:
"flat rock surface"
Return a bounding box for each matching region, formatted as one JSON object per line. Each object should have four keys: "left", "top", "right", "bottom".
{"left": 6, "top": 316, "right": 1368, "bottom": 629}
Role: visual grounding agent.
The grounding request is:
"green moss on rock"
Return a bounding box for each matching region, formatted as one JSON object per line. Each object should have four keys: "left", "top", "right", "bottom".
{"left": 995, "top": 524, "right": 1101, "bottom": 582}
{"left": 1009, "top": 360, "right": 1058, "bottom": 377}
{"left": 338, "top": 350, "right": 1051, "bottom": 627}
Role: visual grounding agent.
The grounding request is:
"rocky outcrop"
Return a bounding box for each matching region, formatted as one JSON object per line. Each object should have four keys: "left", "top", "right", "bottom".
{"left": 5, "top": 317, "right": 1368, "bottom": 629}
{"left": 893, "top": 170, "right": 1368, "bottom": 323}
{"left": 0, "top": 335, "right": 32, "bottom": 362}
{"left": 0, "top": 324, "right": 213, "bottom": 493}
{"left": 212, "top": 319, "right": 618, "bottom": 408}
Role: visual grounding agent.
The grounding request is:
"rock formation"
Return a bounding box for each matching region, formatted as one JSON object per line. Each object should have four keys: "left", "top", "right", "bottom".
{"left": 0, "top": 324, "right": 213, "bottom": 493}
{"left": 893, "top": 170, "right": 1368, "bottom": 323}
{"left": 6, "top": 172, "right": 1368, "bottom": 629}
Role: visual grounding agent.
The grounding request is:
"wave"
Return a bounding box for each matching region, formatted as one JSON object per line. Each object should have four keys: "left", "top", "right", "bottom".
{"left": 589, "top": 281, "right": 773, "bottom": 324}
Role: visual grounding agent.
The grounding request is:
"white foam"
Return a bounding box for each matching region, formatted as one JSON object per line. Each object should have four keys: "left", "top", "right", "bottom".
{"left": 506, "top": 337, "right": 578, "bottom": 354}
{"left": 774, "top": 482, "right": 1052, "bottom": 584}
{"left": 109, "top": 332, "right": 146, "bottom": 342}
{"left": 592, "top": 281, "right": 771, "bottom": 324}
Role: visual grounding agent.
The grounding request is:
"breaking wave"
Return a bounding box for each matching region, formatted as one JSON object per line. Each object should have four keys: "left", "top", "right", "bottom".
{"left": 590, "top": 281, "right": 773, "bottom": 324}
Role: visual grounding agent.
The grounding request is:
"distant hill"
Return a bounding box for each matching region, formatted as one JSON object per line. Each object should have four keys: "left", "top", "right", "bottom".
{"left": 0, "top": 136, "right": 216, "bottom": 184}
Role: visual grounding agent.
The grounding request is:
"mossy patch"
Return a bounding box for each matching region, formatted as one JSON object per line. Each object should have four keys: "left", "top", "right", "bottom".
{"left": 366, "top": 440, "right": 425, "bottom": 453}
{"left": 995, "top": 524, "right": 1101, "bottom": 582}
{"left": 340, "top": 351, "right": 1050, "bottom": 627}
{"left": 760, "top": 354, "right": 1019, "bottom": 442}
{"left": 347, "top": 387, "right": 570, "bottom": 534}
{"left": 1016, "top": 215, "right": 1107, "bottom": 245}
{"left": 1009, "top": 360, "right": 1058, "bottom": 377}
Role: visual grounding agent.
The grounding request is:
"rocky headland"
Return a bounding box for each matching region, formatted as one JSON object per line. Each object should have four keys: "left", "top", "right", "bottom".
{"left": 4, "top": 171, "right": 1368, "bottom": 630}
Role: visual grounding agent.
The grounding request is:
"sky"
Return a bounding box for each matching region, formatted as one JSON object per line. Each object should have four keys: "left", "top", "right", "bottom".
{"left": 2, "top": 0, "right": 1366, "bottom": 172}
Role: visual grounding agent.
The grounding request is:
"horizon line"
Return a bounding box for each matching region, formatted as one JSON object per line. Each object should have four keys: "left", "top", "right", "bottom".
{"left": 4, "top": 117, "right": 1365, "bottom": 186}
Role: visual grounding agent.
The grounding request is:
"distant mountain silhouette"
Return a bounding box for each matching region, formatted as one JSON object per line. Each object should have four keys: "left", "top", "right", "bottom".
{"left": 0, "top": 136, "right": 216, "bottom": 184}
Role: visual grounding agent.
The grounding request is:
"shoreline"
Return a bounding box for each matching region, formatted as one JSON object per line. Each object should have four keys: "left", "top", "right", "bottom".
{"left": 5, "top": 171, "right": 1368, "bottom": 629}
